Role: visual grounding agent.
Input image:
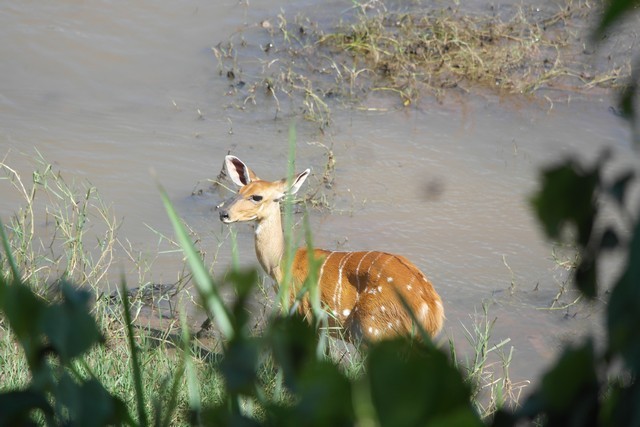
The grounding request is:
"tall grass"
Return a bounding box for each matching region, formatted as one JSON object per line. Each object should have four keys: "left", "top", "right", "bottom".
{"left": 0, "top": 153, "right": 119, "bottom": 294}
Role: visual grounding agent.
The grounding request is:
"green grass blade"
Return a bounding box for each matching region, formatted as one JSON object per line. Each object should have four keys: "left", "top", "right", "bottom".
{"left": 158, "top": 184, "right": 234, "bottom": 340}
{"left": 279, "top": 121, "right": 298, "bottom": 314}
{"left": 0, "top": 218, "right": 20, "bottom": 281}
{"left": 302, "top": 211, "right": 329, "bottom": 357}
{"left": 229, "top": 227, "right": 239, "bottom": 270}
{"left": 160, "top": 350, "right": 185, "bottom": 427}
{"left": 180, "top": 309, "right": 202, "bottom": 423}
{"left": 302, "top": 212, "right": 321, "bottom": 321}
{"left": 121, "top": 279, "right": 149, "bottom": 427}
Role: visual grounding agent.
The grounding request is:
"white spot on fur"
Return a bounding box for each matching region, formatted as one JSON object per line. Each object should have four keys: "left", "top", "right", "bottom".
{"left": 387, "top": 322, "right": 393, "bottom": 329}
{"left": 368, "top": 327, "right": 373, "bottom": 333}
{"left": 387, "top": 277, "right": 393, "bottom": 283}
{"left": 419, "top": 303, "right": 429, "bottom": 320}
{"left": 406, "top": 284, "right": 412, "bottom": 290}
{"left": 374, "top": 329, "right": 380, "bottom": 336}
{"left": 342, "top": 309, "right": 351, "bottom": 317}
{"left": 380, "top": 305, "right": 386, "bottom": 313}
{"left": 377, "top": 285, "right": 382, "bottom": 292}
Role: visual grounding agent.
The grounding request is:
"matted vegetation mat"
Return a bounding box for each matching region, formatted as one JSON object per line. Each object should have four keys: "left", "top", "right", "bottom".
{"left": 213, "top": 0, "right": 633, "bottom": 127}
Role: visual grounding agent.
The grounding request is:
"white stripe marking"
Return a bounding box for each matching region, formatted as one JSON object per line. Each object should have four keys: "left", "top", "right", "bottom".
{"left": 355, "top": 251, "right": 374, "bottom": 291}
{"left": 318, "top": 252, "right": 335, "bottom": 286}
{"left": 317, "top": 251, "right": 334, "bottom": 296}
{"left": 334, "top": 252, "right": 354, "bottom": 312}
{"left": 375, "top": 255, "right": 394, "bottom": 280}
{"left": 366, "top": 253, "right": 384, "bottom": 276}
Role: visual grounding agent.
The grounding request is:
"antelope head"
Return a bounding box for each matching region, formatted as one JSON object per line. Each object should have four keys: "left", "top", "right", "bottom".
{"left": 218, "top": 155, "right": 310, "bottom": 224}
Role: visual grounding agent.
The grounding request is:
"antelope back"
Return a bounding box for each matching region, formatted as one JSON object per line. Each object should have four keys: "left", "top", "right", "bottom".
{"left": 292, "top": 249, "right": 444, "bottom": 341}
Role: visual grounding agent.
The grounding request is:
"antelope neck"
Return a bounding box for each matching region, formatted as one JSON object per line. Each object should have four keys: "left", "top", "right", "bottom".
{"left": 254, "top": 205, "right": 285, "bottom": 283}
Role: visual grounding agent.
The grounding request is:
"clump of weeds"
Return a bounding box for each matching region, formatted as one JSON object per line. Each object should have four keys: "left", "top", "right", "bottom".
{"left": 213, "top": 0, "right": 631, "bottom": 128}
{"left": 449, "top": 303, "right": 530, "bottom": 419}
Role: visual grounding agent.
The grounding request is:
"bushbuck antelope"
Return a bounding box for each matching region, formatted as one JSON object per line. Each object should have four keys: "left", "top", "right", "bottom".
{"left": 218, "top": 155, "right": 444, "bottom": 342}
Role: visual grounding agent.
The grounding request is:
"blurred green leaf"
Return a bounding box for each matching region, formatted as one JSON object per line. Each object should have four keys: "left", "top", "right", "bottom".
{"left": 608, "top": 171, "right": 634, "bottom": 205}
{"left": 575, "top": 253, "right": 598, "bottom": 298}
{"left": 268, "top": 315, "right": 318, "bottom": 392}
{"left": 594, "top": 0, "right": 640, "bottom": 40}
{"left": 368, "top": 339, "right": 481, "bottom": 427}
{"left": 601, "top": 378, "right": 640, "bottom": 426}
{"left": 0, "top": 278, "right": 47, "bottom": 369}
{"left": 619, "top": 81, "right": 638, "bottom": 129}
{"left": 227, "top": 269, "right": 259, "bottom": 334}
{"left": 58, "top": 373, "right": 131, "bottom": 427}
{"left": 0, "top": 389, "right": 53, "bottom": 426}
{"left": 532, "top": 160, "right": 604, "bottom": 298}
{"left": 198, "top": 405, "right": 261, "bottom": 427}
{"left": 608, "top": 218, "right": 640, "bottom": 373}
{"left": 41, "top": 283, "right": 103, "bottom": 363}
{"left": 531, "top": 161, "right": 599, "bottom": 248}
{"left": 294, "top": 361, "right": 354, "bottom": 426}
{"left": 516, "top": 341, "right": 599, "bottom": 425}
{"left": 267, "top": 361, "right": 354, "bottom": 427}
{"left": 220, "top": 337, "right": 260, "bottom": 396}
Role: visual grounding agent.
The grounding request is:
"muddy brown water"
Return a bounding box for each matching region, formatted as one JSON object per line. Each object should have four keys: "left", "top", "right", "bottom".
{"left": 1, "top": 0, "right": 635, "bottom": 393}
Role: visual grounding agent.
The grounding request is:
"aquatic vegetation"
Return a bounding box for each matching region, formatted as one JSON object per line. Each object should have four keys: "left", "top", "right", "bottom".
{"left": 214, "top": 0, "right": 630, "bottom": 128}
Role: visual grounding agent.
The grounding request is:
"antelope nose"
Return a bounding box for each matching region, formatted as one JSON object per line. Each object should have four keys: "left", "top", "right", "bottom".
{"left": 219, "top": 210, "right": 229, "bottom": 222}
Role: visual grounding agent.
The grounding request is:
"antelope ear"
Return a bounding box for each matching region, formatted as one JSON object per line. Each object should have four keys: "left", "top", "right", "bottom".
{"left": 225, "top": 156, "right": 260, "bottom": 186}
{"left": 288, "top": 169, "right": 310, "bottom": 195}
{"left": 273, "top": 169, "right": 310, "bottom": 202}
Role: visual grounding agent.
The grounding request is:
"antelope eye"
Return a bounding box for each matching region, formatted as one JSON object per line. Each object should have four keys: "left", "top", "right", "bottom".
{"left": 249, "top": 195, "right": 263, "bottom": 202}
